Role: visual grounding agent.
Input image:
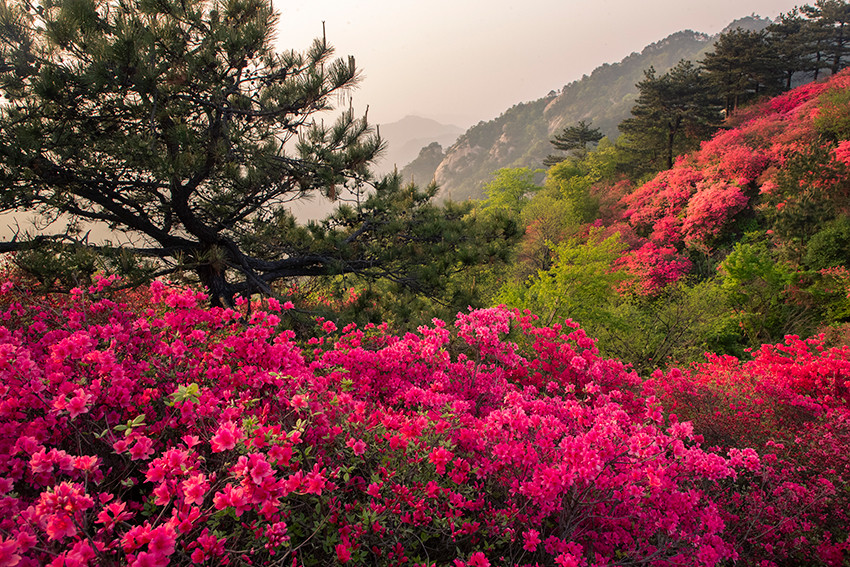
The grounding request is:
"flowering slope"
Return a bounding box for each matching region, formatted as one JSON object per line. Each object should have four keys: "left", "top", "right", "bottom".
{"left": 0, "top": 277, "right": 768, "bottom": 567}
{"left": 618, "top": 70, "right": 850, "bottom": 293}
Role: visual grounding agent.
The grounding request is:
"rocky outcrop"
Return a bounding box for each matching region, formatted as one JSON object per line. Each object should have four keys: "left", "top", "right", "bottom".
{"left": 433, "top": 140, "right": 486, "bottom": 200}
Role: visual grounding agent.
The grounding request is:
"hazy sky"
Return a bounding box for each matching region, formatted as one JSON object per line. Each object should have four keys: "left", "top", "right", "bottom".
{"left": 274, "top": 0, "right": 802, "bottom": 128}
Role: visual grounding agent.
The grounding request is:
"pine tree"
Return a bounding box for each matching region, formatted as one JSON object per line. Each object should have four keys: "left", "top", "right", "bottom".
{"left": 802, "top": 0, "right": 850, "bottom": 76}
{"left": 619, "top": 61, "right": 722, "bottom": 171}
{"left": 701, "top": 28, "right": 784, "bottom": 116}
{"left": 0, "top": 0, "right": 517, "bottom": 306}
{"left": 768, "top": 9, "right": 811, "bottom": 89}
{"left": 543, "top": 120, "right": 603, "bottom": 166}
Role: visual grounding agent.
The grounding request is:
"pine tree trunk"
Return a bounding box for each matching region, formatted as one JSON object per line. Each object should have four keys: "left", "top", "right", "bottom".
{"left": 832, "top": 23, "right": 845, "bottom": 75}
{"left": 667, "top": 129, "right": 675, "bottom": 170}
{"left": 197, "top": 264, "right": 234, "bottom": 308}
{"left": 814, "top": 50, "right": 822, "bottom": 80}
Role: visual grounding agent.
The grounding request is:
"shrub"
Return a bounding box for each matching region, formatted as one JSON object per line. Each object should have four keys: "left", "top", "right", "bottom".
{"left": 0, "top": 276, "right": 755, "bottom": 566}
{"left": 805, "top": 217, "right": 850, "bottom": 271}
{"left": 651, "top": 335, "right": 850, "bottom": 565}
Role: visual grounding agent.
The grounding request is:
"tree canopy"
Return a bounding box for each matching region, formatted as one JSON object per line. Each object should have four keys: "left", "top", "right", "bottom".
{"left": 700, "top": 28, "right": 784, "bottom": 116}
{"left": 0, "top": 0, "right": 515, "bottom": 307}
{"left": 543, "top": 120, "right": 603, "bottom": 166}
{"left": 802, "top": 0, "right": 850, "bottom": 76}
{"left": 619, "top": 61, "right": 722, "bottom": 171}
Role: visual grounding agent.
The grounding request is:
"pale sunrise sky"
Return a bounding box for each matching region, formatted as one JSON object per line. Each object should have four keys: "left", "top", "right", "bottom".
{"left": 274, "top": 0, "right": 803, "bottom": 128}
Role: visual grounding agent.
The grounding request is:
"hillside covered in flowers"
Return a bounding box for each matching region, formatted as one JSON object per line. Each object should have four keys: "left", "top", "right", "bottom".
{"left": 0, "top": 275, "right": 848, "bottom": 566}
{"left": 487, "top": 69, "right": 850, "bottom": 372}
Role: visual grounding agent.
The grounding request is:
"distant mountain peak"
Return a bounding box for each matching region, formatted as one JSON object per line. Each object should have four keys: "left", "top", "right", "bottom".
{"left": 383, "top": 115, "right": 460, "bottom": 128}
{"left": 421, "top": 27, "right": 717, "bottom": 201}
{"left": 372, "top": 115, "right": 463, "bottom": 175}
{"left": 644, "top": 30, "right": 712, "bottom": 52}
{"left": 721, "top": 15, "right": 773, "bottom": 34}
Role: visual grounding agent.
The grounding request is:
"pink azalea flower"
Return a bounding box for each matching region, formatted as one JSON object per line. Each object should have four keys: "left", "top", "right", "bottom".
{"left": 45, "top": 514, "right": 77, "bottom": 541}
{"left": 347, "top": 437, "right": 367, "bottom": 456}
{"left": 96, "top": 501, "right": 133, "bottom": 530}
{"left": 522, "top": 529, "right": 541, "bottom": 551}
{"left": 834, "top": 140, "right": 850, "bottom": 167}
{"left": 303, "top": 464, "right": 327, "bottom": 495}
{"left": 428, "top": 447, "right": 454, "bottom": 475}
{"left": 0, "top": 537, "right": 21, "bottom": 567}
{"left": 129, "top": 436, "right": 155, "bottom": 461}
{"left": 147, "top": 526, "right": 176, "bottom": 557}
{"left": 181, "top": 473, "right": 209, "bottom": 506}
{"left": 336, "top": 542, "right": 351, "bottom": 563}
{"left": 66, "top": 389, "right": 92, "bottom": 418}
{"left": 211, "top": 421, "right": 243, "bottom": 452}
{"left": 554, "top": 553, "right": 579, "bottom": 567}
{"left": 73, "top": 455, "right": 98, "bottom": 472}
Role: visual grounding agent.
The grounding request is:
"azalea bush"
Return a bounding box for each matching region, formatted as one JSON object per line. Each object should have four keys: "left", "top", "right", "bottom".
{"left": 650, "top": 335, "right": 850, "bottom": 566}
{"left": 620, "top": 71, "right": 850, "bottom": 283}
{"left": 0, "top": 274, "right": 795, "bottom": 567}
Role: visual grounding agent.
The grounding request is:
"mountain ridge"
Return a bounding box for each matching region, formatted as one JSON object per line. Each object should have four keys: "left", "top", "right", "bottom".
{"left": 402, "top": 16, "right": 771, "bottom": 202}
{"left": 373, "top": 115, "right": 464, "bottom": 176}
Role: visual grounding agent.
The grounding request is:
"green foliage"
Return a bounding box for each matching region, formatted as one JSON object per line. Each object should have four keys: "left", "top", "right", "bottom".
{"left": 699, "top": 1, "right": 850, "bottom": 114}
{"left": 12, "top": 241, "right": 103, "bottom": 290}
{"left": 804, "top": 216, "right": 850, "bottom": 269}
{"left": 503, "top": 189, "right": 579, "bottom": 281}
{"left": 701, "top": 28, "right": 784, "bottom": 115}
{"left": 10, "top": 237, "right": 160, "bottom": 291}
{"left": 769, "top": 8, "right": 811, "bottom": 90}
{"left": 801, "top": 0, "right": 850, "bottom": 76}
{"left": 481, "top": 167, "right": 544, "bottom": 217}
{"left": 543, "top": 120, "right": 604, "bottom": 165}
{"left": 814, "top": 86, "right": 850, "bottom": 141}
{"left": 0, "top": 0, "right": 519, "bottom": 311}
{"left": 721, "top": 242, "right": 789, "bottom": 300}
{"left": 493, "top": 140, "right": 630, "bottom": 291}
{"left": 580, "top": 138, "right": 624, "bottom": 181}
{"left": 545, "top": 160, "right": 600, "bottom": 223}
{"left": 591, "top": 280, "right": 742, "bottom": 373}
{"left": 167, "top": 382, "right": 201, "bottom": 406}
{"left": 719, "top": 241, "right": 827, "bottom": 345}
{"left": 500, "top": 235, "right": 744, "bottom": 373}
{"left": 0, "top": 0, "right": 378, "bottom": 303}
{"left": 543, "top": 139, "right": 625, "bottom": 221}
{"left": 275, "top": 185, "right": 521, "bottom": 331}
{"left": 762, "top": 143, "right": 849, "bottom": 246}
{"left": 619, "top": 60, "right": 722, "bottom": 172}
{"left": 497, "top": 232, "right": 627, "bottom": 327}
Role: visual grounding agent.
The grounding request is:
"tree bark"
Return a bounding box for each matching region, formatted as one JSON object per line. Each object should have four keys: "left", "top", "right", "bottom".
{"left": 667, "top": 129, "right": 675, "bottom": 170}
{"left": 197, "top": 263, "right": 234, "bottom": 309}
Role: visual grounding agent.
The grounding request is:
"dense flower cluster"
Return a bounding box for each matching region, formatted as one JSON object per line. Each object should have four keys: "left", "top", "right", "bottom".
{"left": 681, "top": 181, "right": 749, "bottom": 247}
{"left": 615, "top": 242, "right": 692, "bottom": 296}
{"left": 616, "top": 69, "right": 850, "bottom": 292}
{"left": 651, "top": 335, "right": 850, "bottom": 566}
{"left": 5, "top": 275, "right": 841, "bottom": 566}
{"left": 834, "top": 140, "right": 850, "bottom": 168}
{"left": 767, "top": 81, "right": 835, "bottom": 116}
